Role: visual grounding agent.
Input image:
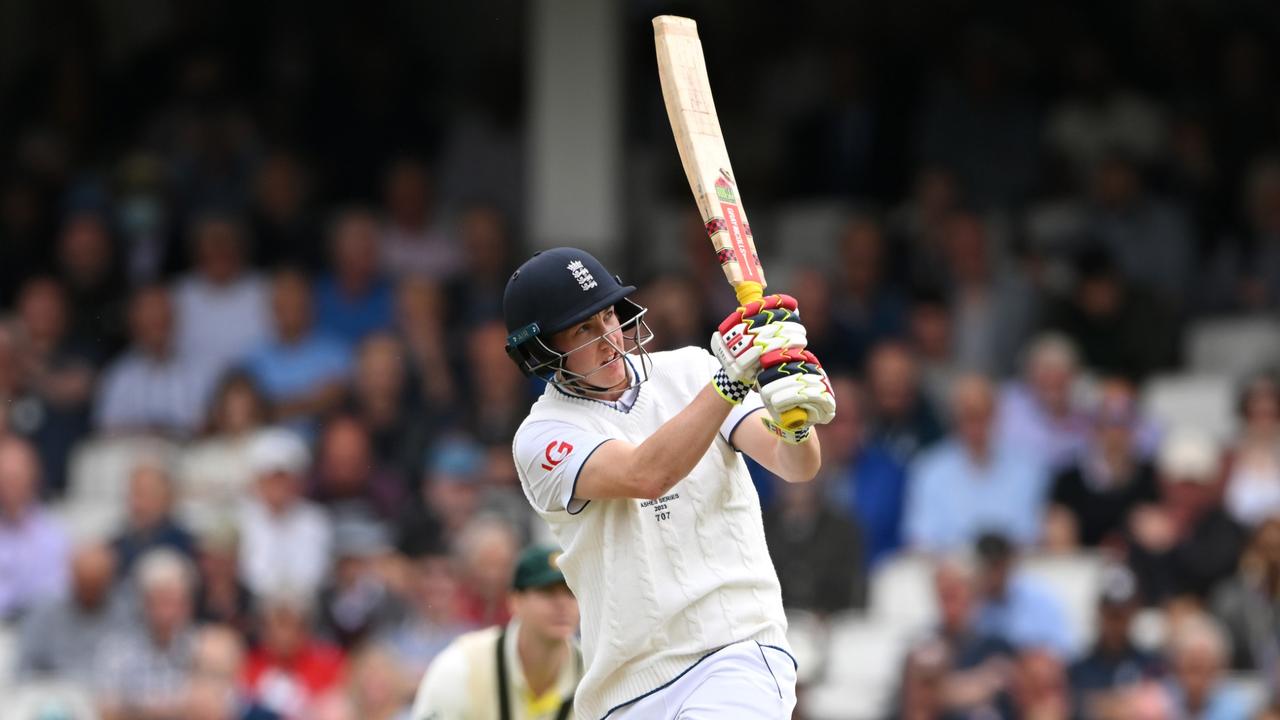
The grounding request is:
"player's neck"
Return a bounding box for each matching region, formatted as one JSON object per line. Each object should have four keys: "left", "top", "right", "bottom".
{"left": 516, "top": 624, "right": 569, "bottom": 696}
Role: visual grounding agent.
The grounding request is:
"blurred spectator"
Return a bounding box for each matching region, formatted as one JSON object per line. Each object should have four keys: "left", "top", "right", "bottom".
{"left": 453, "top": 515, "right": 519, "bottom": 627}
{"left": 1047, "top": 381, "right": 1159, "bottom": 550}
{"left": 898, "top": 561, "right": 1016, "bottom": 718}
{"left": 395, "top": 437, "right": 485, "bottom": 557}
{"left": 346, "top": 332, "right": 432, "bottom": 481}
{"left": 0, "top": 435, "right": 69, "bottom": 619}
{"left": 788, "top": 267, "right": 861, "bottom": 375}
{"left": 183, "top": 624, "right": 281, "bottom": 720}
{"left": 1162, "top": 613, "right": 1258, "bottom": 720}
{"left": 1043, "top": 247, "right": 1178, "bottom": 382}
{"left": 942, "top": 211, "right": 1039, "bottom": 377}
{"left": 1009, "top": 649, "right": 1072, "bottom": 720}
{"left": 315, "top": 207, "right": 395, "bottom": 347}
{"left": 865, "top": 340, "right": 945, "bottom": 464}
{"left": 887, "top": 166, "right": 962, "bottom": 288}
{"left": 244, "top": 593, "right": 346, "bottom": 720}
{"left": 995, "top": 334, "right": 1091, "bottom": 473}
{"left": 905, "top": 374, "right": 1051, "bottom": 552}
{"left": 54, "top": 211, "right": 128, "bottom": 360}
{"left": 94, "top": 284, "right": 221, "bottom": 436}
{"left": 972, "top": 533, "right": 1074, "bottom": 658}
{"left": 394, "top": 276, "right": 456, "bottom": 409}
{"left": 1128, "top": 430, "right": 1247, "bottom": 604}
{"left": 1044, "top": 43, "right": 1167, "bottom": 186}
{"left": 634, "top": 274, "right": 705, "bottom": 352}
{"left": 250, "top": 150, "right": 321, "bottom": 271}
{"left": 173, "top": 212, "right": 271, "bottom": 374}
{"left": 243, "top": 269, "right": 352, "bottom": 424}
{"left": 379, "top": 158, "right": 460, "bottom": 280}
{"left": 114, "top": 152, "right": 177, "bottom": 284}
{"left": 1068, "top": 565, "right": 1164, "bottom": 719}
{"left": 10, "top": 276, "right": 96, "bottom": 493}
{"left": 906, "top": 286, "right": 962, "bottom": 414}
{"left": 180, "top": 371, "right": 271, "bottom": 533}
{"left": 764, "top": 475, "right": 864, "bottom": 614}
{"left": 822, "top": 375, "right": 908, "bottom": 568}
{"left": 377, "top": 550, "right": 472, "bottom": 682}
{"left": 311, "top": 414, "right": 404, "bottom": 523}
{"left": 1083, "top": 152, "right": 1195, "bottom": 305}
{"left": 914, "top": 26, "right": 1040, "bottom": 209}
{"left": 1211, "top": 516, "right": 1280, "bottom": 672}
{"left": 92, "top": 549, "right": 198, "bottom": 720}
{"left": 317, "top": 516, "right": 401, "bottom": 649}
{"left": 17, "top": 542, "right": 128, "bottom": 685}
{"left": 1206, "top": 158, "right": 1280, "bottom": 313}
{"left": 835, "top": 217, "right": 907, "bottom": 357}
{"left": 238, "top": 427, "right": 333, "bottom": 598}
{"left": 1224, "top": 373, "right": 1280, "bottom": 528}
{"left": 113, "top": 458, "right": 197, "bottom": 578}
{"left": 340, "top": 645, "right": 414, "bottom": 720}
{"left": 463, "top": 320, "right": 533, "bottom": 445}
{"left": 444, "top": 202, "right": 511, "bottom": 330}
{"left": 193, "top": 523, "right": 254, "bottom": 636}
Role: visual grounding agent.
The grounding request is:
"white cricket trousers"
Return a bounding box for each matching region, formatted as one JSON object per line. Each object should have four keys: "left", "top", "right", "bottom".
{"left": 610, "top": 641, "right": 797, "bottom": 719}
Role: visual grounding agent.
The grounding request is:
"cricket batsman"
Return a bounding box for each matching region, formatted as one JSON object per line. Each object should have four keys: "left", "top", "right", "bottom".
{"left": 504, "top": 247, "right": 836, "bottom": 718}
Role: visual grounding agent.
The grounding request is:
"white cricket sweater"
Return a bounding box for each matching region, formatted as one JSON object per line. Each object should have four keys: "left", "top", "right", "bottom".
{"left": 513, "top": 347, "right": 790, "bottom": 719}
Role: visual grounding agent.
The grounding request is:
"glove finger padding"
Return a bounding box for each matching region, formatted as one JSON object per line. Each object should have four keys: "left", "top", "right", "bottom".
{"left": 757, "top": 350, "right": 837, "bottom": 428}
{"left": 711, "top": 296, "right": 808, "bottom": 385}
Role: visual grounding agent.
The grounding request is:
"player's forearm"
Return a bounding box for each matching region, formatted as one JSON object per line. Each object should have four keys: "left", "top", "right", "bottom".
{"left": 769, "top": 429, "right": 822, "bottom": 483}
{"left": 628, "top": 384, "right": 733, "bottom": 499}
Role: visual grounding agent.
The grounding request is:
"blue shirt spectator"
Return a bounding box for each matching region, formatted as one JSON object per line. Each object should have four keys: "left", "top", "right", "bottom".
{"left": 905, "top": 375, "right": 1051, "bottom": 552}
{"left": 244, "top": 270, "right": 352, "bottom": 425}
{"left": 314, "top": 208, "right": 395, "bottom": 346}
{"left": 838, "top": 444, "right": 907, "bottom": 568}
{"left": 972, "top": 533, "right": 1075, "bottom": 660}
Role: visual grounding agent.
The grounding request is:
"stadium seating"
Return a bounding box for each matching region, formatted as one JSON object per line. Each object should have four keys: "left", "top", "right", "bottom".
{"left": 55, "top": 435, "right": 183, "bottom": 542}
{"left": 1185, "top": 316, "right": 1280, "bottom": 381}
{"left": 1140, "top": 373, "right": 1238, "bottom": 442}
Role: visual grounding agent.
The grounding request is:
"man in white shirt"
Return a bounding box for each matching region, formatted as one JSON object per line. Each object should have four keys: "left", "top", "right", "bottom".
{"left": 237, "top": 427, "right": 332, "bottom": 598}
{"left": 172, "top": 213, "right": 270, "bottom": 374}
{"left": 94, "top": 285, "right": 221, "bottom": 436}
{"left": 503, "top": 248, "right": 836, "bottom": 719}
{"left": 411, "top": 544, "right": 584, "bottom": 720}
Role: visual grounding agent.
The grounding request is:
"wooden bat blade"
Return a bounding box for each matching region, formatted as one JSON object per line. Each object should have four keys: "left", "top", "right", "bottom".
{"left": 653, "top": 15, "right": 765, "bottom": 304}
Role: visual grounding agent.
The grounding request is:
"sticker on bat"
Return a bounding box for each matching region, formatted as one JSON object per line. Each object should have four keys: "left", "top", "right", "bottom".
{"left": 716, "top": 247, "right": 736, "bottom": 265}
{"left": 705, "top": 218, "right": 727, "bottom": 236}
{"left": 714, "top": 174, "right": 737, "bottom": 203}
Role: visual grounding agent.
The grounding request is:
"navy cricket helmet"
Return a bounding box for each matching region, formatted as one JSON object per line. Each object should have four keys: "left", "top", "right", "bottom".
{"left": 503, "top": 247, "right": 653, "bottom": 390}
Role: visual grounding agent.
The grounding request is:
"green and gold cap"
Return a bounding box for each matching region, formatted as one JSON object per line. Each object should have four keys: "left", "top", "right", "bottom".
{"left": 512, "top": 544, "right": 567, "bottom": 591}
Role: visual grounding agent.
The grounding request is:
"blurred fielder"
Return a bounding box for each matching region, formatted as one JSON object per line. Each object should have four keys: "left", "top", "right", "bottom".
{"left": 503, "top": 247, "right": 835, "bottom": 718}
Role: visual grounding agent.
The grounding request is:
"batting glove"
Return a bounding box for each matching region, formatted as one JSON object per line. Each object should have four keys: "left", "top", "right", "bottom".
{"left": 756, "top": 348, "right": 837, "bottom": 440}
{"left": 710, "top": 294, "right": 808, "bottom": 386}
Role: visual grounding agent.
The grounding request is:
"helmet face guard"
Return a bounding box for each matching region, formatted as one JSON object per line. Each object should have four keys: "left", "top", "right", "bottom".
{"left": 506, "top": 297, "right": 655, "bottom": 396}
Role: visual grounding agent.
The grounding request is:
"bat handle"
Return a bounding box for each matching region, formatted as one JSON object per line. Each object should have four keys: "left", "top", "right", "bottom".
{"left": 734, "top": 281, "right": 810, "bottom": 431}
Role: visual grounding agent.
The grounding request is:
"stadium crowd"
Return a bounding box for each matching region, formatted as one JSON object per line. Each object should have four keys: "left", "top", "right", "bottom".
{"left": 3, "top": 2, "right": 1280, "bottom": 719}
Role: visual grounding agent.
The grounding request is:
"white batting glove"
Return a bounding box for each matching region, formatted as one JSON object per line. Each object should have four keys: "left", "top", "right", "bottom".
{"left": 710, "top": 294, "right": 807, "bottom": 385}
{"left": 757, "top": 349, "right": 837, "bottom": 440}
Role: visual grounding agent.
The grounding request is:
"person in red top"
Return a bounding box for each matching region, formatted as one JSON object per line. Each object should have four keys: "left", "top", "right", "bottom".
{"left": 243, "top": 592, "right": 346, "bottom": 719}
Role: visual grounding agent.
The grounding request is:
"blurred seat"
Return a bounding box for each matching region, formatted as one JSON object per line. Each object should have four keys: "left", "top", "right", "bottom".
{"left": 1226, "top": 672, "right": 1269, "bottom": 714}
{"left": 0, "top": 681, "right": 97, "bottom": 720}
{"left": 1130, "top": 607, "right": 1166, "bottom": 652}
{"left": 61, "top": 434, "right": 182, "bottom": 541}
{"left": 806, "top": 613, "right": 910, "bottom": 720}
{"left": 1140, "top": 373, "right": 1237, "bottom": 442}
{"left": 1018, "top": 552, "right": 1104, "bottom": 656}
{"left": 1186, "top": 317, "right": 1280, "bottom": 381}
{"left": 869, "top": 554, "right": 938, "bottom": 636}
{"left": 785, "top": 609, "right": 828, "bottom": 685}
{"left": 177, "top": 436, "right": 255, "bottom": 536}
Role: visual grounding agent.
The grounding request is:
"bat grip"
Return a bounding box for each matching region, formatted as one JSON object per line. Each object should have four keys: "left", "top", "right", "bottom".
{"left": 735, "top": 281, "right": 809, "bottom": 432}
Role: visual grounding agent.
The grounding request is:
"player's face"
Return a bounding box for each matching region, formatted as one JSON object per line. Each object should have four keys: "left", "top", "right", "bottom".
{"left": 512, "top": 583, "right": 579, "bottom": 642}
{"left": 553, "top": 307, "right": 628, "bottom": 391}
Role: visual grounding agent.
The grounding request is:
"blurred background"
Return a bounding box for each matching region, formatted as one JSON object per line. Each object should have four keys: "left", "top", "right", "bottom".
{"left": 3, "top": 0, "right": 1280, "bottom": 718}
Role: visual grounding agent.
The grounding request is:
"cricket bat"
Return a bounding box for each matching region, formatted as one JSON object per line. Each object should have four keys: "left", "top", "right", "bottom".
{"left": 654, "top": 15, "right": 807, "bottom": 430}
